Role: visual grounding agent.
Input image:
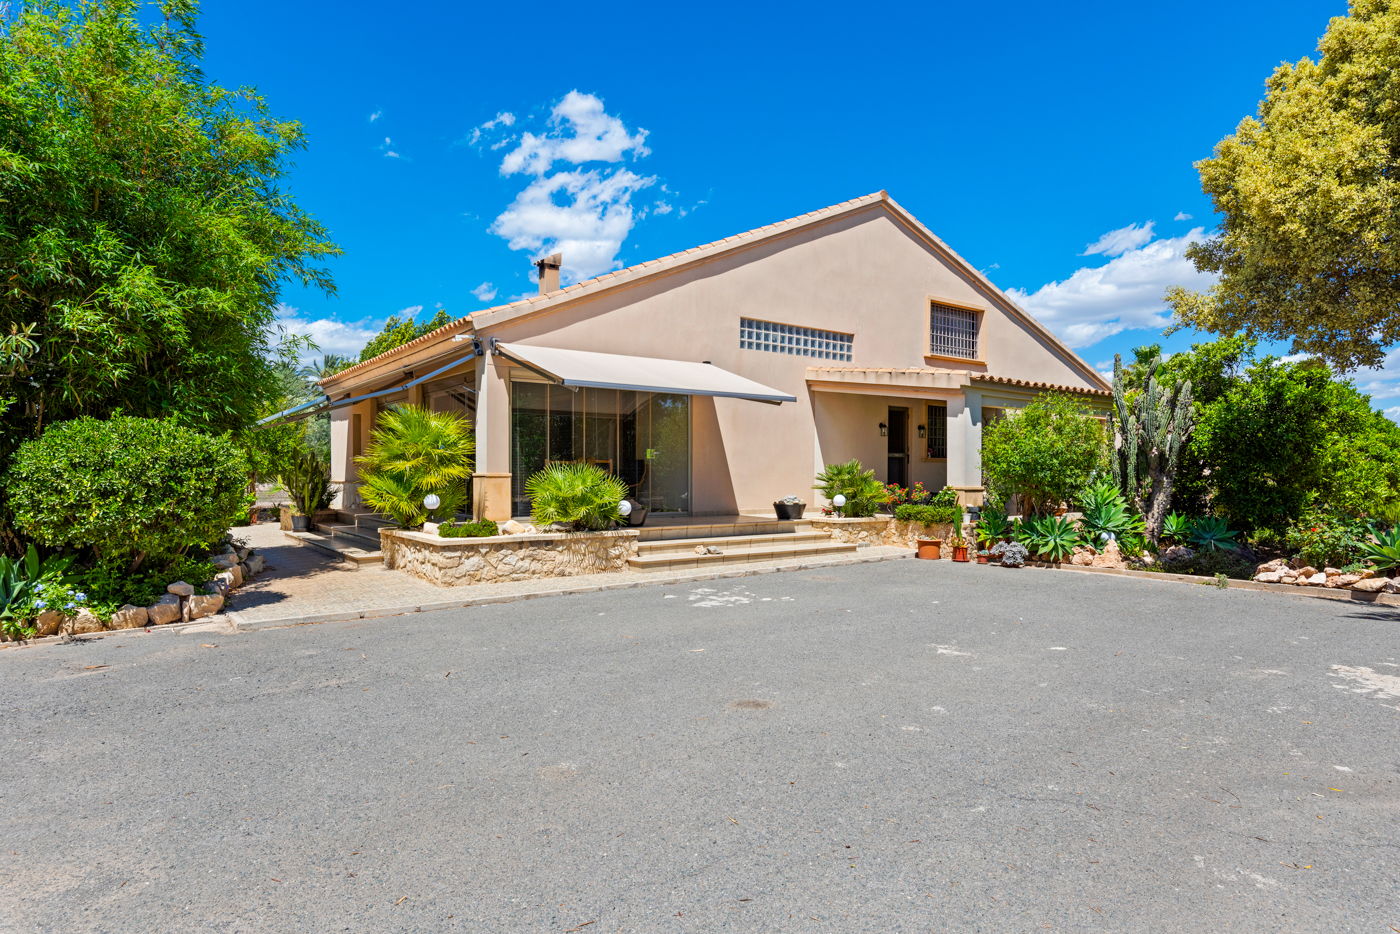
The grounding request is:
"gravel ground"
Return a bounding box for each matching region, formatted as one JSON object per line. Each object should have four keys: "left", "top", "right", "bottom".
{"left": 2, "top": 560, "right": 1398, "bottom": 933}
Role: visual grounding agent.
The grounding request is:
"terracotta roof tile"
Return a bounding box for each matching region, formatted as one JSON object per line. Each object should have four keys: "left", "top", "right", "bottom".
{"left": 971, "top": 374, "right": 1112, "bottom": 396}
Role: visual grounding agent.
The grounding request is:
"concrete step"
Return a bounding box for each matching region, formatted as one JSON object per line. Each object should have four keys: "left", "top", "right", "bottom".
{"left": 325, "top": 524, "right": 383, "bottom": 550}
{"left": 637, "top": 530, "right": 834, "bottom": 556}
{"left": 284, "top": 530, "right": 383, "bottom": 565}
{"left": 636, "top": 519, "right": 798, "bottom": 542}
{"left": 627, "top": 538, "right": 858, "bottom": 573}
{"left": 354, "top": 514, "right": 397, "bottom": 533}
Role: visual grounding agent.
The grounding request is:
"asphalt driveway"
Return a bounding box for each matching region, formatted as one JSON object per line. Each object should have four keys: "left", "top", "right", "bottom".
{"left": 2, "top": 561, "right": 1397, "bottom": 933}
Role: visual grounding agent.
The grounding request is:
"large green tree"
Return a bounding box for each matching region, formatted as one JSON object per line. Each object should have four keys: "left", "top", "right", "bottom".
{"left": 981, "top": 392, "right": 1106, "bottom": 517}
{"left": 356, "top": 309, "right": 453, "bottom": 364}
{"left": 1166, "top": 0, "right": 1400, "bottom": 371}
{"left": 0, "top": 0, "right": 340, "bottom": 452}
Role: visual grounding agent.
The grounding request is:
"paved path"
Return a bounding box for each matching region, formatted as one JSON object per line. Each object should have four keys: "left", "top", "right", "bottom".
{"left": 3, "top": 560, "right": 1398, "bottom": 932}
{"left": 225, "top": 522, "right": 911, "bottom": 625}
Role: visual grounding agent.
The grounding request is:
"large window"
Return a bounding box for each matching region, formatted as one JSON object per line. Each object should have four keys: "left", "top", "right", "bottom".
{"left": 926, "top": 403, "right": 947, "bottom": 459}
{"left": 510, "top": 382, "right": 690, "bottom": 518}
{"left": 929, "top": 303, "right": 978, "bottom": 360}
{"left": 740, "top": 318, "right": 853, "bottom": 362}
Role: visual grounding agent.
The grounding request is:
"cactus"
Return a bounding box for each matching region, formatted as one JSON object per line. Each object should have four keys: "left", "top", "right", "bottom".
{"left": 1107, "top": 353, "right": 1194, "bottom": 545}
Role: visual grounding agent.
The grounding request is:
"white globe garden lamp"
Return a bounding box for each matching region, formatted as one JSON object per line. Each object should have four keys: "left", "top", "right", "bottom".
{"left": 618, "top": 500, "right": 633, "bottom": 517}
{"left": 833, "top": 493, "right": 846, "bottom": 517}
{"left": 423, "top": 493, "right": 441, "bottom": 523}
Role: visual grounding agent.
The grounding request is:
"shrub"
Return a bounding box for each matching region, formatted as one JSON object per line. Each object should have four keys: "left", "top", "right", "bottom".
{"left": 1157, "top": 547, "right": 1255, "bottom": 580}
{"left": 991, "top": 540, "right": 1028, "bottom": 567}
{"left": 0, "top": 545, "right": 83, "bottom": 639}
{"left": 895, "top": 488, "right": 959, "bottom": 526}
{"left": 77, "top": 555, "right": 220, "bottom": 617}
{"left": 981, "top": 392, "right": 1106, "bottom": 516}
{"left": 525, "top": 462, "right": 628, "bottom": 531}
{"left": 7, "top": 416, "right": 250, "bottom": 573}
{"left": 1284, "top": 509, "right": 1369, "bottom": 569}
{"left": 438, "top": 519, "right": 499, "bottom": 539}
{"left": 356, "top": 406, "right": 474, "bottom": 528}
{"left": 814, "top": 459, "right": 891, "bottom": 518}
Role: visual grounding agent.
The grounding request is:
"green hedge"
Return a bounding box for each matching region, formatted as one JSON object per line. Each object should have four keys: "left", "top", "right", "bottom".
{"left": 7, "top": 416, "right": 250, "bottom": 571}
{"left": 895, "top": 487, "right": 960, "bottom": 525}
{"left": 438, "top": 519, "right": 499, "bottom": 538}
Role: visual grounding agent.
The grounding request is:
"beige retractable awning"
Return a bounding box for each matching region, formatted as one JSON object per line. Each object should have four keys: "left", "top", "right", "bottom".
{"left": 493, "top": 343, "right": 796, "bottom": 404}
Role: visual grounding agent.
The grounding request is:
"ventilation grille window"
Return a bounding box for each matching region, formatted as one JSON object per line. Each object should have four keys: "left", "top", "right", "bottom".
{"left": 740, "top": 318, "right": 852, "bottom": 362}
{"left": 929, "top": 303, "right": 978, "bottom": 360}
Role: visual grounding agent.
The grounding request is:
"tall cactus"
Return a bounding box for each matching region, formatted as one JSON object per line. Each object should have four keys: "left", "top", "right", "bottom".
{"left": 1108, "top": 353, "right": 1194, "bottom": 545}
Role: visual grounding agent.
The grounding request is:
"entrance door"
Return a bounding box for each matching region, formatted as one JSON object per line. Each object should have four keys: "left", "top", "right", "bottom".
{"left": 887, "top": 407, "right": 909, "bottom": 489}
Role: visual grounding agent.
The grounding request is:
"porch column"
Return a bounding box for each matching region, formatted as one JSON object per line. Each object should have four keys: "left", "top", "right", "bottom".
{"left": 946, "top": 391, "right": 985, "bottom": 507}
{"left": 472, "top": 352, "right": 513, "bottom": 521}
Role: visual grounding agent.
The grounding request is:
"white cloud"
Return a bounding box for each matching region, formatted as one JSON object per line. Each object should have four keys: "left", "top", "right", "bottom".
{"left": 491, "top": 168, "right": 653, "bottom": 282}
{"left": 379, "top": 136, "right": 404, "bottom": 159}
{"left": 1353, "top": 346, "right": 1400, "bottom": 423}
{"left": 653, "top": 200, "right": 673, "bottom": 215}
{"left": 499, "top": 91, "right": 648, "bottom": 176}
{"left": 1174, "top": 211, "right": 1193, "bottom": 221}
{"left": 272, "top": 303, "right": 383, "bottom": 363}
{"left": 488, "top": 91, "right": 654, "bottom": 283}
{"left": 1083, "top": 221, "right": 1156, "bottom": 257}
{"left": 471, "top": 282, "right": 498, "bottom": 302}
{"left": 369, "top": 110, "right": 382, "bottom": 123}
{"left": 467, "top": 111, "right": 517, "bottom": 147}
{"left": 1005, "top": 226, "right": 1214, "bottom": 348}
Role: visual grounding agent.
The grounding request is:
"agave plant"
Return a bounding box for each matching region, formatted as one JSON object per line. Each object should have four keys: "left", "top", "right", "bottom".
{"left": 526, "top": 462, "right": 629, "bottom": 531}
{"left": 814, "top": 459, "right": 891, "bottom": 517}
{"left": 1161, "top": 511, "right": 1193, "bottom": 544}
{"left": 356, "top": 406, "right": 475, "bottom": 528}
{"left": 1077, "top": 481, "right": 1146, "bottom": 546}
{"left": 976, "top": 508, "right": 1011, "bottom": 547}
{"left": 1187, "top": 516, "right": 1240, "bottom": 553}
{"left": 1033, "top": 516, "right": 1083, "bottom": 562}
{"left": 1360, "top": 525, "right": 1400, "bottom": 574}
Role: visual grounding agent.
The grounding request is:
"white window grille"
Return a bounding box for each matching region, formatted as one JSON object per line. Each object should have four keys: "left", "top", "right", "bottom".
{"left": 929, "top": 303, "right": 978, "bottom": 359}
{"left": 740, "top": 318, "right": 853, "bottom": 362}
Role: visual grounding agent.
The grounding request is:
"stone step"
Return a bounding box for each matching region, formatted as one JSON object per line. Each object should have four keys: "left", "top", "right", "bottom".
{"left": 354, "top": 514, "right": 398, "bottom": 533}
{"left": 635, "top": 519, "right": 799, "bottom": 542}
{"left": 325, "top": 523, "right": 383, "bottom": 550}
{"left": 284, "top": 530, "right": 383, "bottom": 565}
{"left": 637, "top": 531, "right": 833, "bottom": 556}
{"left": 627, "top": 539, "right": 858, "bottom": 573}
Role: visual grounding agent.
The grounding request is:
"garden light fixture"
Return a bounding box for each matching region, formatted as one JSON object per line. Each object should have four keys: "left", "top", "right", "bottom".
{"left": 618, "top": 500, "right": 633, "bottom": 517}
{"left": 833, "top": 493, "right": 846, "bottom": 518}
{"left": 423, "top": 494, "right": 441, "bottom": 512}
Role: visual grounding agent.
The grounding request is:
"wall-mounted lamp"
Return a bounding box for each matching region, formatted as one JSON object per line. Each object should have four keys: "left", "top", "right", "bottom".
{"left": 878, "top": 422, "right": 888, "bottom": 437}
{"left": 917, "top": 424, "right": 926, "bottom": 439}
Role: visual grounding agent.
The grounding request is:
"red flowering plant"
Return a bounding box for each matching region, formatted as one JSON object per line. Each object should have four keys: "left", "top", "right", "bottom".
{"left": 884, "top": 481, "right": 929, "bottom": 507}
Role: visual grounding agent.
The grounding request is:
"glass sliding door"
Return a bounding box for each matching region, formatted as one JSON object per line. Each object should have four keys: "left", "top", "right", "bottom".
{"left": 511, "top": 381, "right": 690, "bottom": 518}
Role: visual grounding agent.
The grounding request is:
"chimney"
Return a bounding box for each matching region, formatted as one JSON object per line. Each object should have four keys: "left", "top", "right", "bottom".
{"left": 535, "top": 253, "right": 562, "bottom": 294}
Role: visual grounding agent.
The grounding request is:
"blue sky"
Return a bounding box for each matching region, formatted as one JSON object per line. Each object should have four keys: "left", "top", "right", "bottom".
{"left": 195, "top": 0, "right": 1397, "bottom": 414}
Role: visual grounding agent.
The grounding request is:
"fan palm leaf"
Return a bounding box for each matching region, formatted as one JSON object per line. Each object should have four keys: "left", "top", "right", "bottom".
{"left": 355, "top": 405, "right": 474, "bottom": 527}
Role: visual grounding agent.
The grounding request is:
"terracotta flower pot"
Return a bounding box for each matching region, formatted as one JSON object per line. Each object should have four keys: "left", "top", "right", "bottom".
{"left": 952, "top": 545, "right": 970, "bottom": 562}
{"left": 916, "top": 539, "right": 942, "bottom": 560}
{"left": 976, "top": 553, "right": 990, "bottom": 564}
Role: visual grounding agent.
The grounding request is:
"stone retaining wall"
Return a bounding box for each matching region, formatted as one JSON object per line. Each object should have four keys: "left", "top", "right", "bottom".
{"left": 381, "top": 528, "right": 640, "bottom": 587}
{"left": 806, "top": 517, "right": 958, "bottom": 548}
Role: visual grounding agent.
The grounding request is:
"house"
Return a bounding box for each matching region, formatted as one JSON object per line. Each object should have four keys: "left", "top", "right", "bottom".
{"left": 317, "top": 191, "right": 1111, "bottom": 523}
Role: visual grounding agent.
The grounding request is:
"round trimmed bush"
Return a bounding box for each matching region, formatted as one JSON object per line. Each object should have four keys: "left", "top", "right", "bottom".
{"left": 7, "top": 416, "right": 250, "bottom": 571}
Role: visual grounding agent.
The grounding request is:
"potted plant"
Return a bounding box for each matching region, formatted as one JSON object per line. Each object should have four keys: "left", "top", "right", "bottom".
{"left": 279, "top": 448, "right": 336, "bottom": 532}
{"left": 950, "top": 534, "right": 970, "bottom": 562}
{"left": 976, "top": 550, "right": 991, "bottom": 564}
{"left": 773, "top": 496, "right": 806, "bottom": 521}
{"left": 624, "top": 498, "right": 649, "bottom": 527}
{"left": 916, "top": 537, "right": 942, "bottom": 560}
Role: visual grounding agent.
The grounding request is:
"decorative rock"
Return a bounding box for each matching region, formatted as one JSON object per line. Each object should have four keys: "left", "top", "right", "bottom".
{"left": 1386, "top": 579, "right": 1400, "bottom": 594}
{"left": 1255, "top": 558, "right": 1287, "bottom": 573}
{"left": 1254, "top": 570, "right": 1284, "bottom": 583}
{"left": 244, "top": 554, "right": 264, "bottom": 575}
{"left": 1163, "top": 545, "right": 1195, "bottom": 563}
{"left": 205, "top": 574, "right": 233, "bottom": 596}
{"left": 1299, "top": 572, "right": 1327, "bottom": 586}
{"left": 1358, "top": 568, "right": 1376, "bottom": 579}
{"left": 147, "top": 594, "right": 182, "bottom": 626}
{"left": 235, "top": 547, "right": 250, "bottom": 562}
{"left": 167, "top": 581, "right": 195, "bottom": 597}
{"left": 35, "top": 610, "right": 62, "bottom": 637}
{"left": 186, "top": 593, "right": 223, "bottom": 621}
{"left": 208, "top": 554, "right": 239, "bottom": 571}
{"left": 1323, "top": 567, "right": 1343, "bottom": 576}
{"left": 501, "top": 519, "right": 534, "bottom": 535}
{"left": 1090, "top": 541, "right": 1126, "bottom": 569}
{"left": 110, "top": 605, "right": 149, "bottom": 629}
{"left": 1294, "top": 566, "right": 1318, "bottom": 579}
{"left": 1350, "top": 576, "right": 1388, "bottom": 593}
{"left": 66, "top": 609, "right": 105, "bottom": 635}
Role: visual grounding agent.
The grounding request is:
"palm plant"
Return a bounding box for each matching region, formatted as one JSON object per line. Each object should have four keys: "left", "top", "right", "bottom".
{"left": 1360, "top": 525, "right": 1400, "bottom": 574}
{"left": 1187, "top": 516, "right": 1240, "bottom": 553}
{"left": 525, "top": 462, "right": 629, "bottom": 531}
{"left": 814, "top": 459, "right": 891, "bottom": 517}
{"left": 356, "top": 406, "right": 475, "bottom": 528}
